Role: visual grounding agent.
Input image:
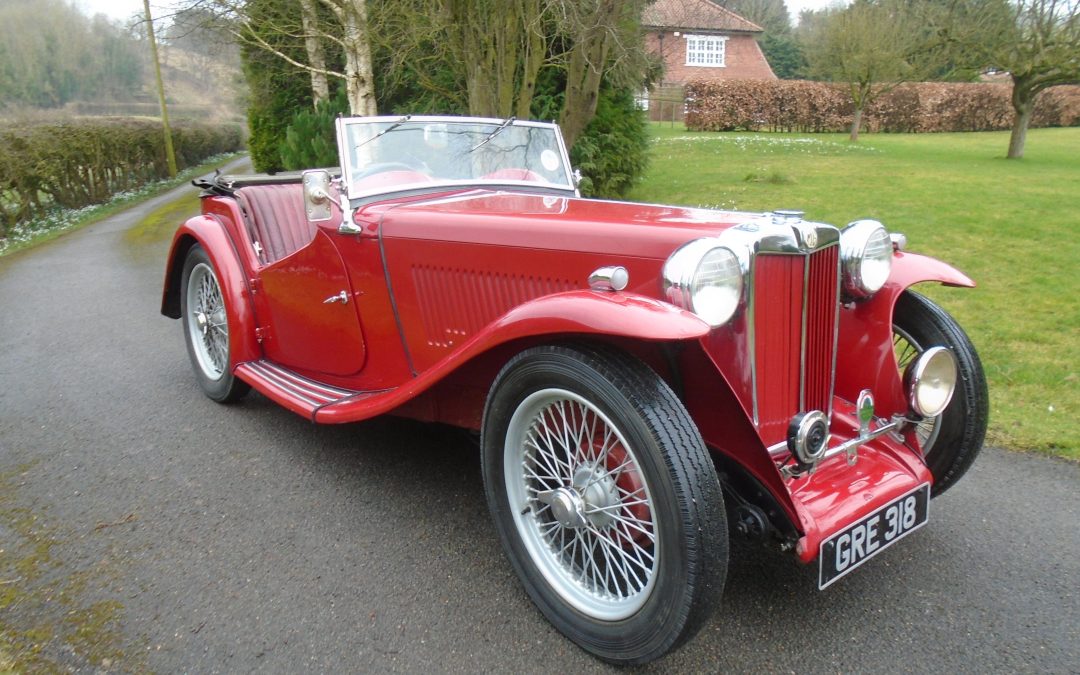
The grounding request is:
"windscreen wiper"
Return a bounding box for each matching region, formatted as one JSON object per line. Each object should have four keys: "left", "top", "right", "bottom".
{"left": 469, "top": 117, "right": 516, "bottom": 153}
{"left": 354, "top": 115, "right": 412, "bottom": 151}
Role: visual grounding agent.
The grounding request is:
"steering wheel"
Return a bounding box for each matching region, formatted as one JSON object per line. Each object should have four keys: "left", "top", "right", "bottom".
{"left": 354, "top": 162, "right": 419, "bottom": 179}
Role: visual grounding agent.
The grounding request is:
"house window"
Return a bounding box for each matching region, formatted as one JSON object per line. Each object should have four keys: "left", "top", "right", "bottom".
{"left": 685, "top": 34, "right": 727, "bottom": 67}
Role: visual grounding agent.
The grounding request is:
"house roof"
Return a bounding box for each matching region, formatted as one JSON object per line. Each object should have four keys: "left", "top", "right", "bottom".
{"left": 642, "top": 0, "right": 763, "bottom": 34}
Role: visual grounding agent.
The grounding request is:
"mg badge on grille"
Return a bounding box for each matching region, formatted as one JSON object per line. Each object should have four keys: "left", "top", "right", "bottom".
{"left": 803, "top": 227, "right": 818, "bottom": 248}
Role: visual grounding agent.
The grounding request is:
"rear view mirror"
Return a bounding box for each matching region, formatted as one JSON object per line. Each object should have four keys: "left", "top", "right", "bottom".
{"left": 302, "top": 169, "right": 333, "bottom": 222}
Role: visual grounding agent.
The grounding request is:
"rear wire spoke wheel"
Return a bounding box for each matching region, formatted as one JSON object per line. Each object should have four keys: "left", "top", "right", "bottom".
{"left": 893, "top": 291, "right": 988, "bottom": 497}
{"left": 180, "top": 245, "right": 249, "bottom": 403}
{"left": 482, "top": 344, "right": 727, "bottom": 665}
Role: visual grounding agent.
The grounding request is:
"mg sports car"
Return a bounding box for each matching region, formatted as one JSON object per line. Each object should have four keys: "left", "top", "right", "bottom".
{"left": 161, "top": 116, "right": 988, "bottom": 664}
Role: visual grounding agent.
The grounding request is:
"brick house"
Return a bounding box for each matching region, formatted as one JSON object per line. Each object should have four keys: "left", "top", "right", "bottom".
{"left": 641, "top": 0, "right": 775, "bottom": 119}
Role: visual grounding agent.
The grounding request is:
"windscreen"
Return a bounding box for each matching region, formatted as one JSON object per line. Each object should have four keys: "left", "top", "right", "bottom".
{"left": 340, "top": 118, "right": 573, "bottom": 197}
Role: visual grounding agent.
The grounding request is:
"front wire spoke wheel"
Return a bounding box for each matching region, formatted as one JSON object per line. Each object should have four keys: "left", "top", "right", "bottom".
{"left": 893, "top": 291, "right": 988, "bottom": 497}
{"left": 508, "top": 389, "right": 657, "bottom": 619}
{"left": 481, "top": 345, "right": 727, "bottom": 665}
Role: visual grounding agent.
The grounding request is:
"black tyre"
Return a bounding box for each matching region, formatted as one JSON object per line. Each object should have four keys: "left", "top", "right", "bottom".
{"left": 893, "top": 291, "right": 988, "bottom": 496}
{"left": 180, "top": 245, "right": 250, "bottom": 403}
{"left": 481, "top": 344, "right": 727, "bottom": 665}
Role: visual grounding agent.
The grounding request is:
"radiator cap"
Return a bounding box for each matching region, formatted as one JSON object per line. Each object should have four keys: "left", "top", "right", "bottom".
{"left": 772, "top": 209, "right": 805, "bottom": 222}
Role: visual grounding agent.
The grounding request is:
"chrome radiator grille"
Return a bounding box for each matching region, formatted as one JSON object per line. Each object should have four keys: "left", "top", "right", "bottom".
{"left": 752, "top": 244, "right": 840, "bottom": 445}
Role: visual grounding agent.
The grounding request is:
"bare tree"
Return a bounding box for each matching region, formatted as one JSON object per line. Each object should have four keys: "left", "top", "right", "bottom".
{"left": 993, "top": 0, "right": 1080, "bottom": 158}
{"left": 553, "top": 0, "right": 650, "bottom": 147}
{"left": 720, "top": 0, "right": 792, "bottom": 35}
{"left": 375, "top": 0, "right": 549, "bottom": 118}
{"left": 144, "top": 0, "right": 178, "bottom": 177}
{"left": 801, "top": 1, "right": 928, "bottom": 141}
{"left": 910, "top": 0, "right": 1079, "bottom": 158}
{"left": 378, "top": 0, "right": 650, "bottom": 146}
{"left": 438, "top": 0, "right": 547, "bottom": 118}
{"left": 197, "top": 0, "right": 375, "bottom": 114}
{"left": 299, "top": 0, "right": 330, "bottom": 105}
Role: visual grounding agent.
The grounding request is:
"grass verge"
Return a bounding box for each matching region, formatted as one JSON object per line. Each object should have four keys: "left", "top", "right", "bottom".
{"left": 123, "top": 191, "right": 203, "bottom": 245}
{"left": 0, "top": 153, "right": 244, "bottom": 257}
{"left": 629, "top": 125, "right": 1079, "bottom": 459}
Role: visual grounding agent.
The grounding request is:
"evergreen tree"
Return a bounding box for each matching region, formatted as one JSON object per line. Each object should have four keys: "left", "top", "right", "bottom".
{"left": 280, "top": 89, "right": 349, "bottom": 170}
{"left": 239, "top": 0, "right": 315, "bottom": 172}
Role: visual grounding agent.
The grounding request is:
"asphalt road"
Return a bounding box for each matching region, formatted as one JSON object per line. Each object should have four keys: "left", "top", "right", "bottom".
{"left": 1, "top": 165, "right": 1077, "bottom": 673}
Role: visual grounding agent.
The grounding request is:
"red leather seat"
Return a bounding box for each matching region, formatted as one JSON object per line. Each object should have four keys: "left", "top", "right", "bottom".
{"left": 235, "top": 183, "right": 341, "bottom": 265}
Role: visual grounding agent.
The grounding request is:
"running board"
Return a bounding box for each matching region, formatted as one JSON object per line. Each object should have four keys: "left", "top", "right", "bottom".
{"left": 235, "top": 360, "right": 379, "bottom": 422}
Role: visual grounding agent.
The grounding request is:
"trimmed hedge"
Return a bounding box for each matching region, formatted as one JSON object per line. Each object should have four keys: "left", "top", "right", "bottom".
{"left": 0, "top": 119, "right": 243, "bottom": 233}
{"left": 685, "top": 80, "right": 1080, "bottom": 134}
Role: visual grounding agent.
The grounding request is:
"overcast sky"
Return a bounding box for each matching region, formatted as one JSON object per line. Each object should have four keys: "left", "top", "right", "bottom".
{"left": 75, "top": 0, "right": 149, "bottom": 24}
{"left": 75, "top": 0, "right": 848, "bottom": 27}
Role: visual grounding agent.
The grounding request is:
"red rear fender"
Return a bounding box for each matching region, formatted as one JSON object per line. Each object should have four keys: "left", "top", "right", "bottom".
{"left": 161, "top": 215, "right": 261, "bottom": 365}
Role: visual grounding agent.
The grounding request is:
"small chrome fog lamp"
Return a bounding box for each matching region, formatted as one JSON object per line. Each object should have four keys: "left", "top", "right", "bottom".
{"left": 787, "top": 411, "right": 830, "bottom": 467}
{"left": 904, "top": 346, "right": 958, "bottom": 418}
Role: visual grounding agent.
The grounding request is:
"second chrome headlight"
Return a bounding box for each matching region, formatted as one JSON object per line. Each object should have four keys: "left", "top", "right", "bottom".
{"left": 840, "top": 219, "right": 892, "bottom": 298}
{"left": 663, "top": 239, "right": 744, "bottom": 327}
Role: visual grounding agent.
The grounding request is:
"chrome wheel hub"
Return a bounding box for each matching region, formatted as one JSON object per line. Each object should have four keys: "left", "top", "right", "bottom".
{"left": 543, "top": 487, "right": 588, "bottom": 529}
{"left": 538, "top": 465, "right": 620, "bottom": 530}
{"left": 574, "top": 465, "right": 619, "bottom": 529}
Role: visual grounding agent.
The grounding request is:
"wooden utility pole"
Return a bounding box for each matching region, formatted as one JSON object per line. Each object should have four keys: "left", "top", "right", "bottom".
{"left": 143, "top": 0, "right": 177, "bottom": 178}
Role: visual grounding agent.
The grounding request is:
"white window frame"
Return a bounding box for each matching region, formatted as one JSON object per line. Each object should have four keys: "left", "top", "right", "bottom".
{"left": 684, "top": 34, "right": 727, "bottom": 68}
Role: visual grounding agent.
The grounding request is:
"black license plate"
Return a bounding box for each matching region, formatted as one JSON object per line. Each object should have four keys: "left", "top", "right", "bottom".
{"left": 819, "top": 483, "right": 930, "bottom": 589}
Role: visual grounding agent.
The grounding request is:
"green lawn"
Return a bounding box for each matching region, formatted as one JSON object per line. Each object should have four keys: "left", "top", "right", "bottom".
{"left": 629, "top": 125, "right": 1080, "bottom": 459}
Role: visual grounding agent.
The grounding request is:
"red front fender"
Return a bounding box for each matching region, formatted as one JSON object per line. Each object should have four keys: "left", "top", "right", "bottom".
{"left": 316, "top": 291, "right": 708, "bottom": 423}
{"left": 161, "top": 216, "right": 262, "bottom": 366}
{"left": 835, "top": 251, "right": 975, "bottom": 417}
{"left": 490, "top": 290, "right": 711, "bottom": 342}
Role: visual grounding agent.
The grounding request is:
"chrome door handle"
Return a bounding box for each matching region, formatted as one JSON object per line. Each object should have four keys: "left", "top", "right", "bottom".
{"left": 323, "top": 290, "right": 349, "bottom": 305}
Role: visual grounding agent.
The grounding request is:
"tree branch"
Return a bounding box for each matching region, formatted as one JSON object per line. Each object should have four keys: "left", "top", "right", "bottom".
{"left": 232, "top": 25, "right": 345, "bottom": 80}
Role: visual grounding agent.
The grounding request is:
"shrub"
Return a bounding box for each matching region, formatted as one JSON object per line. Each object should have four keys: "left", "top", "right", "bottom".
{"left": 280, "top": 90, "right": 350, "bottom": 170}
{"left": 529, "top": 67, "right": 650, "bottom": 199}
{"left": 570, "top": 86, "right": 651, "bottom": 198}
{"left": 866, "top": 84, "right": 922, "bottom": 132}
{"left": 0, "top": 118, "right": 242, "bottom": 234}
{"left": 685, "top": 80, "right": 1080, "bottom": 134}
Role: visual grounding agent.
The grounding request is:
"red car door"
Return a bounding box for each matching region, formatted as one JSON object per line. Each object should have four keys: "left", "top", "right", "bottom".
{"left": 258, "top": 229, "right": 367, "bottom": 376}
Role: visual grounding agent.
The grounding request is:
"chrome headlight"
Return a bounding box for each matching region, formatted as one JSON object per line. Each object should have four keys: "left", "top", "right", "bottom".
{"left": 662, "top": 239, "right": 744, "bottom": 327}
{"left": 904, "top": 346, "right": 957, "bottom": 418}
{"left": 840, "top": 220, "right": 892, "bottom": 298}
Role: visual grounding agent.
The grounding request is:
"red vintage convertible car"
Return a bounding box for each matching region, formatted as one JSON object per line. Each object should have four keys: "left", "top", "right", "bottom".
{"left": 162, "top": 116, "right": 987, "bottom": 664}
